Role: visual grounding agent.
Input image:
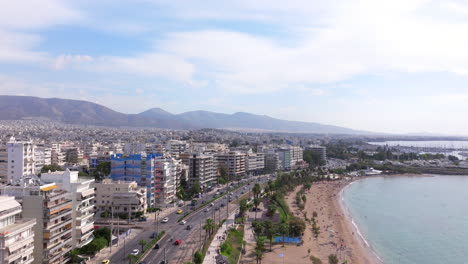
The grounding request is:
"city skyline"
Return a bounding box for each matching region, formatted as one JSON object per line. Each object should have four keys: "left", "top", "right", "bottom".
{"left": 2, "top": 0, "right": 468, "bottom": 134}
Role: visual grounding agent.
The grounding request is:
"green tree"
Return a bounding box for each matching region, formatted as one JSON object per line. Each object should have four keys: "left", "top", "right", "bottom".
{"left": 138, "top": 239, "right": 146, "bottom": 253}
{"left": 94, "top": 227, "right": 111, "bottom": 243}
{"left": 263, "top": 220, "right": 275, "bottom": 252}
{"left": 254, "top": 249, "right": 264, "bottom": 264}
{"left": 253, "top": 197, "right": 261, "bottom": 220}
{"left": 189, "top": 181, "right": 202, "bottom": 197}
{"left": 253, "top": 183, "right": 262, "bottom": 199}
{"left": 328, "top": 254, "right": 338, "bottom": 264}
{"left": 239, "top": 199, "right": 249, "bottom": 222}
{"left": 266, "top": 204, "right": 276, "bottom": 217}
{"left": 40, "top": 164, "right": 63, "bottom": 173}
{"left": 193, "top": 251, "right": 204, "bottom": 264}
{"left": 279, "top": 223, "right": 289, "bottom": 246}
{"left": 203, "top": 218, "right": 215, "bottom": 237}
{"left": 93, "top": 161, "right": 110, "bottom": 181}
{"left": 289, "top": 217, "right": 306, "bottom": 237}
{"left": 128, "top": 254, "right": 136, "bottom": 264}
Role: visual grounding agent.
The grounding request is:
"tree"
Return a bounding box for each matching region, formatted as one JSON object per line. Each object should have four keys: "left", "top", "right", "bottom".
{"left": 138, "top": 239, "right": 146, "bottom": 253}
{"left": 289, "top": 217, "right": 306, "bottom": 237}
{"left": 253, "top": 184, "right": 262, "bottom": 199}
{"left": 41, "top": 164, "right": 63, "bottom": 173}
{"left": 94, "top": 227, "right": 111, "bottom": 243}
{"left": 194, "top": 251, "right": 204, "bottom": 264}
{"left": 310, "top": 255, "right": 323, "bottom": 264}
{"left": 203, "top": 218, "right": 215, "bottom": 237}
{"left": 239, "top": 199, "right": 249, "bottom": 222}
{"left": 189, "top": 181, "right": 202, "bottom": 197}
{"left": 263, "top": 220, "right": 275, "bottom": 251}
{"left": 253, "top": 197, "right": 261, "bottom": 220}
{"left": 328, "top": 254, "right": 338, "bottom": 264}
{"left": 254, "top": 249, "right": 264, "bottom": 264}
{"left": 266, "top": 204, "right": 276, "bottom": 217}
{"left": 219, "top": 166, "right": 229, "bottom": 184}
{"left": 128, "top": 254, "right": 136, "bottom": 264}
{"left": 93, "top": 161, "right": 110, "bottom": 181}
{"left": 279, "top": 223, "right": 289, "bottom": 246}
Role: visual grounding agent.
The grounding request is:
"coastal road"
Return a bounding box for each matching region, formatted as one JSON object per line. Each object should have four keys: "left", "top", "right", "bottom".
{"left": 107, "top": 174, "right": 271, "bottom": 264}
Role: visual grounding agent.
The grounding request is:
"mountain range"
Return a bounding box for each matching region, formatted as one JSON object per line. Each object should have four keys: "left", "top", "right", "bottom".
{"left": 0, "top": 95, "right": 367, "bottom": 134}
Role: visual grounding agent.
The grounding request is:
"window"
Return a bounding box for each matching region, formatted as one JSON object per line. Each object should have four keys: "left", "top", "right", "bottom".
{"left": 11, "top": 160, "right": 14, "bottom": 163}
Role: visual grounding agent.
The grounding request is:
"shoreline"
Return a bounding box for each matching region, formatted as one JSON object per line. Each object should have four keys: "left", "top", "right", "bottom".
{"left": 338, "top": 179, "right": 383, "bottom": 264}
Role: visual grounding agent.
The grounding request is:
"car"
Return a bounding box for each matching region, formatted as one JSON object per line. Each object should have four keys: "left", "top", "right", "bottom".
{"left": 174, "top": 239, "right": 182, "bottom": 245}
{"left": 161, "top": 217, "right": 169, "bottom": 223}
{"left": 220, "top": 203, "right": 225, "bottom": 207}
{"left": 150, "top": 232, "right": 158, "bottom": 239}
{"left": 154, "top": 243, "right": 160, "bottom": 249}
{"left": 210, "top": 202, "right": 215, "bottom": 207}
{"left": 139, "top": 262, "right": 147, "bottom": 264}
{"left": 215, "top": 207, "right": 219, "bottom": 211}
{"left": 159, "top": 261, "right": 168, "bottom": 264}
{"left": 180, "top": 220, "right": 187, "bottom": 225}
{"left": 186, "top": 225, "right": 192, "bottom": 230}
{"left": 176, "top": 209, "right": 183, "bottom": 214}
{"left": 131, "top": 249, "right": 139, "bottom": 256}
{"left": 241, "top": 191, "right": 244, "bottom": 194}
{"left": 101, "top": 260, "right": 110, "bottom": 264}
{"left": 204, "top": 207, "right": 210, "bottom": 212}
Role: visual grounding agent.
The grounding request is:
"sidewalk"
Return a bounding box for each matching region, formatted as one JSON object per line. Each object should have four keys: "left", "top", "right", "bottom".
{"left": 203, "top": 212, "right": 237, "bottom": 264}
{"left": 90, "top": 228, "right": 143, "bottom": 263}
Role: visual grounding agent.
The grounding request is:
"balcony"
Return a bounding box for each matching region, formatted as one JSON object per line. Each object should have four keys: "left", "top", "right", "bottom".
{"left": 46, "top": 200, "right": 72, "bottom": 215}
{"left": 44, "top": 217, "right": 72, "bottom": 233}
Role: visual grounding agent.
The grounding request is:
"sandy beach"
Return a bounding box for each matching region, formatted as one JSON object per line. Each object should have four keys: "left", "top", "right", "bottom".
{"left": 260, "top": 179, "right": 381, "bottom": 264}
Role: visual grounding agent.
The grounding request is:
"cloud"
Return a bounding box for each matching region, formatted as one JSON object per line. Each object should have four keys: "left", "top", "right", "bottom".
{"left": 53, "top": 55, "right": 93, "bottom": 70}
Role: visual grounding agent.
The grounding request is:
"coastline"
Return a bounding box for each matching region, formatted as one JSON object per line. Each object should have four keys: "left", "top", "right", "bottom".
{"left": 338, "top": 178, "right": 383, "bottom": 264}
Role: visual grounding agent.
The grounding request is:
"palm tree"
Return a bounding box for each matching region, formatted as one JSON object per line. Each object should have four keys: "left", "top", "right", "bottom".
{"left": 279, "top": 223, "right": 288, "bottom": 247}
{"left": 254, "top": 249, "right": 264, "bottom": 264}
{"left": 128, "top": 254, "right": 136, "bottom": 264}
{"left": 203, "top": 218, "right": 215, "bottom": 237}
{"left": 138, "top": 239, "right": 147, "bottom": 253}
{"left": 239, "top": 199, "right": 249, "bottom": 222}
{"left": 253, "top": 183, "right": 261, "bottom": 199}
{"left": 253, "top": 197, "right": 261, "bottom": 220}
{"left": 263, "top": 220, "right": 275, "bottom": 251}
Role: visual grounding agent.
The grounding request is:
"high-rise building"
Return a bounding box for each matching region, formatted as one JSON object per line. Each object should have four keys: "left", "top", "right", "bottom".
{"left": 245, "top": 151, "right": 265, "bottom": 175}
{"left": 0, "top": 144, "right": 7, "bottom": 183}
{"left": 305, "top": 145, "right": 327, "bottom": 162}
{"left": 215, "top": 151, "right": 246, "bottom": 178}
{"left": 41, "top": 169, "right": 95, "bottom": 247}
{"left": 264, "top": 151, "right": 281, "bottom": 172}
{"left": 277, "top": 148, "right": 292, "bottom": 170}
{"left": 0, "top": 181, "right": 74, "bottom": 264}
{"left": 154, "top": 156, "right": 177, "bottom": 206}
{"left": 110, "top": 153, "right": 163, "bottom": 207}
{"left": 0, "top": 196, "right": 36, "bottom": 264}
{"left": 188, "top": 153, "right": 216, "bottom": 189}
{"left": 7, "top": 137, "right": 35, "bottom": 183}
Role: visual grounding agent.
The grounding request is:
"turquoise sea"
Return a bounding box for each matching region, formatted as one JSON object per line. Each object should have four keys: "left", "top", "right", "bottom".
{"left": 342, "top": 175, "right": 468, "bottom": 264}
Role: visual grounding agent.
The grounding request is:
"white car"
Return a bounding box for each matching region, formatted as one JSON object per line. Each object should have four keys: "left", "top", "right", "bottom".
{"left": 180, "top": 220, "right": 187, "bottom": 225}
{"left": 131, "top": 249, "right": 139, "bottom": 256}
{"left": 204, "top": 207, "right": 210, "bottom": 212}
{"left": 161, "top": 217, "right": 169, "bottom": 223}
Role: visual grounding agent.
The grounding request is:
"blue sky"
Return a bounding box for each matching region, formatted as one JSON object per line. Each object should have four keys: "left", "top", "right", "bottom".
{"left": 2, "top": 0, "right": 468, "bottom": 134}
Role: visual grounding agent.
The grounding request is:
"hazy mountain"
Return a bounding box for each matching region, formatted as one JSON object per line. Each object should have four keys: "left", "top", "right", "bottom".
{"left": 0, "top": 95, "right": 368, "bottom": 134}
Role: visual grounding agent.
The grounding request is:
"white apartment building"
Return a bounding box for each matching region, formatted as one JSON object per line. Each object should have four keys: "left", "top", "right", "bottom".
{"left": 7, "top": 137, "right": 36, "bottom": 183}
{"left": 289, "top": 146, "right": 304, "bottom": 165}
{"left": 0, "top": 196, "right": 36, "bottom": 264}
{"left": 264, "top": 151, "right": 281, "bottom": 172}
{"left": 0, "top": 181, "right": 74, "bottom": 264}
{"left": 154, "top": 156, "right": 177, "bottom": 206}
{"left": 215, "top": 151, "right": 247, "bottom": 178}
{"left": 93, "top": 179, "right": 147, "bottom": 217}
{"left": 41, "top": 169, "right": 95, "bottom": 247}
{"left": 34, "top": 144, "right": 51, "bottom": 173}
{"left": 245, "top": 151, "right": 265, "bottom": 175}
{"left": 166, "top": 140, "right": 188, "bottom": 159}
{"left": 50, "top": 143, "right": 65, "bottom": 166}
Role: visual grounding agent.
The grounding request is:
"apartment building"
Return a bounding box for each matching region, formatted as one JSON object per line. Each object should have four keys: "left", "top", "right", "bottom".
{"left": 305, "top": 145, "right": 327, "bottom": 162}
{"left": 277, "top": 148, "right": 292, "bottom": 170}
{"left": 245, "top": 151, "right": 265, "bottom": 175}
{"left": 154, "top": 156, "right": 177, "bottom": 206}
{"left": 93, "top": 179, "right": 147, "bottom": 217}
{"left": 0, "top": 145, "right": 7, "bottom": 183}
{"left": 0, "top": 181, "right": 74, "bottom": 264}
{"left": 50, "top": 143, "right": 65, "bottom": 166}
{"left": 215, "top": 151, "right": 246, "bottom": 178}
{"left": 264, "top": 151, "right": 281, "bottom": 172}
{"left": 110, "top": 153, "right": 161, "bottom": 207}
{"left": 0, "top": 196, "right": 36, "bottom": 264}
{"left": 41, "top": 169, "right": 95, "bottom": 247}
{"left": 166, "top": 140, "right": 188, "bottom": 159}
{"left": 34, "top": 143, "right": 51, "bottom": 173}
{"left": 289, "top": 146, "right": 304, "bottom": 165}
{"left": 7, "top": 137, "right": 36, "bottom": 183}
{"left": 188, "top": 153, "right": 216, "bottom": 189}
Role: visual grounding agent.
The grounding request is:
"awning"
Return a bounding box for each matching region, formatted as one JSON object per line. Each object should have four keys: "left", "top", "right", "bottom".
{"left": 8, "top": 237, "right": 34, "bottom": 253}
{"left": 40, "top": 185, "right": 58, "bottom": 192}
{"left": 81, "top": 223, "right": 94, "bottom": 234}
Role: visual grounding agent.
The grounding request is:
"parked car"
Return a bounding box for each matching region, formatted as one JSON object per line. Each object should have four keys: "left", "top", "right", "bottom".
{"left": 154, "top": 243, "right": 160, "bottom": 249}
{"left": 131, "top": 249, "right": 139, "bottom": 256}
{"left": 186, "top": 225, "right": 193, "bottom": 230}
{"left": 150, "top": 232, "right": 158, "bottom": 239}
{"left": 215, "top": 207, "right": 219, "bottom": 211}
{"left": 174, "top": 239, "right": 182, "bottom": 245}
{"left": 210, "top": 203, "right": 215, "bottom": 207}
{"left": 161, "top": 217, "right": 169, "bottom": 223}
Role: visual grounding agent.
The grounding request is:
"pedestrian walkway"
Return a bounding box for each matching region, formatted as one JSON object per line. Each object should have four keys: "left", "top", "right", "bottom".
{"left": 89, "top": 228, "right": 143, "bottom": 263}
{"left": 203, "top": 212, "right": 237, "bottom": 264}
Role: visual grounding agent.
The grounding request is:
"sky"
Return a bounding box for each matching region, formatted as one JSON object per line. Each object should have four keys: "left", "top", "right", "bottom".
{"left": 2, "top": 0, "right": 468, "bottom": 134}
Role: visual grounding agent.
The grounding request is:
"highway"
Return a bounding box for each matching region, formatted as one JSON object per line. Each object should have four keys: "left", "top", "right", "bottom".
{"left": 107, "top": 174, "right": 271, "bottom": 264}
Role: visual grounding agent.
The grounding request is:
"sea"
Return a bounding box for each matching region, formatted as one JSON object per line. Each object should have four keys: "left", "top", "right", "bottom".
{"left": 368, "top": 140, "right": 468, "bottom": 149}
{"left": 342, "top": 175, "right": 468, "bottom": 264}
